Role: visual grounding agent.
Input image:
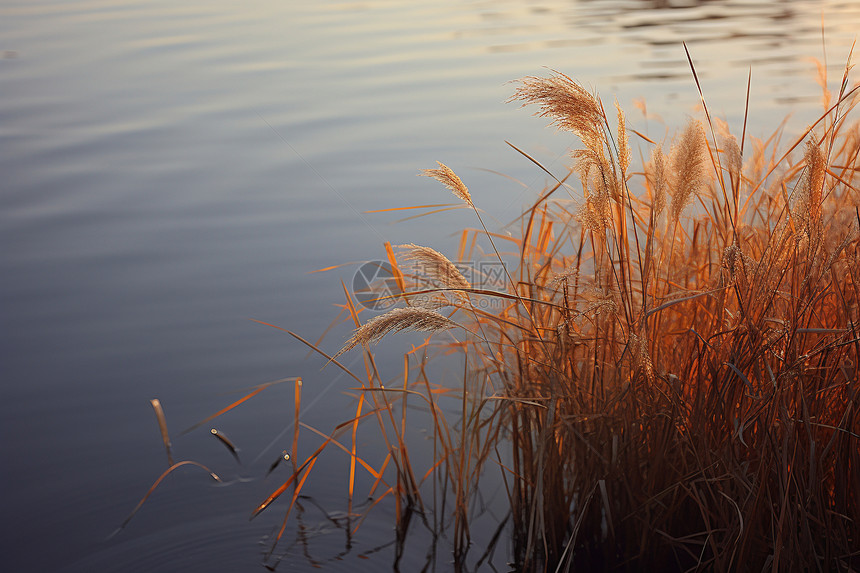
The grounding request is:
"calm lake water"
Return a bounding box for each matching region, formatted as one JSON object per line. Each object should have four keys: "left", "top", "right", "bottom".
{"left": 2, "top": 0, "right": 858, "bottom": 571}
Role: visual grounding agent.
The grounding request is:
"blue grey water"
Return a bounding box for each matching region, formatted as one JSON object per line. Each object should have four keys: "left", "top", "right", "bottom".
{"left": 1, "top": 0, "right": 857, "bottom": 571}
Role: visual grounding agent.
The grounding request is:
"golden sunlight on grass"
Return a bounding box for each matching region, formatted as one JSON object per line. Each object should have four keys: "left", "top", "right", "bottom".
{"left": 128, "top": 45, "right": 860, "bottom": 572}
{"left": 302, "top": 46, "right": 859, "bottom": 571}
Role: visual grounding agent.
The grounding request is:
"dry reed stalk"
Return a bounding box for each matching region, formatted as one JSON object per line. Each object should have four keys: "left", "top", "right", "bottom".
{"left": 149, "top": 398, "right": 174, "bottom": 467}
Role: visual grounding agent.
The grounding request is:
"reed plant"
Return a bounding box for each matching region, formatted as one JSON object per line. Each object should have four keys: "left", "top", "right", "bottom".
{"left": 253, "top": 50, "right": 860, "bottom": 571}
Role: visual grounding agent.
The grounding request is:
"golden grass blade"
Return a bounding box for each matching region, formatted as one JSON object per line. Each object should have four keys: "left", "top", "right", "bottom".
{"left": 384, "top": 241, "right": 406, "bottom": 297}
{"left": 741, "top": 67, "right": 751, "bottom": 158}
{"left": 306, "top": 305, "right": 351, "bottom": 359}
{"left": 630, "top": 128, "right": 657, "bottom": 145}
{"left": 251, "top": 458, "right": 313, "bottom": 519}
{"left": 825, "top": 166, "right": 860, "bottom": 194}
{"left": 252, "top": 411, "right": 382, "bottom": 520}
{"left": 368, "top": 452, "right": 391, "bottom": 498}
{"left": 683, "top": 42, "right": 733, "bottom": 231}
{"left": 179, "top": 378, "right": 297, "bottom": 436}
{"left": 535, "top": 218, "right": 554, "bottom": 256}
{"left": 364, "top": 203, "right": 456, "bottom": 213}
{"left": 110, "top": 461, "right": 222, "bottom": 537}
{"left": 307, "top": 261, "right": 360, "bottom": 274}
{"left": 405, "top": 338, "right": 432, "bottom": 356}
{"left": 267, "top": 456, "right": 318, "bottom": 555}
{"left": 482, "top": 230, "right": 522, "bottom": 244}
{"left": 505, "top": 140, "right": 565, "bottom": 186}
{"left": 388, "top": 206, "right": 472, "bottom": 224}
{"left": 248, "top": 318, "right": 367, "bottom": 385}
{"left": 400, "top": 352, "right": 409, "bottom": 466}
{"left": 149, "top": 398, "right": 174, "bottom": 467}
{"left": 644, "top": 286, "right": 729, "bottom": 319}
{"left": 298, "top": 421, "right": 386, "bottom": 481}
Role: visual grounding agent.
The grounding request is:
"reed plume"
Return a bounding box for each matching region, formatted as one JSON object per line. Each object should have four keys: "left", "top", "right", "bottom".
{"left": 333, "top": 307, "right": 457, "bottom": 359}
{"left": 795, "top": 138, "right": 827, "bottom": 235}
{"left": 722, "top": 134, "right": 743, "bottom": 183}
{"left": 615, "top": 100, "right": 631, "bottom": 177}
{"left": 420, "top": 161, "right": 472, "bottom": 206}
{"left": 669, "top": 119, "right": 707, "bottom": 221}
{"left": 647, "top": 144, "right": 668, "bottom": 215}
{"left": 398, "top": 243, "right": 471, "bottom": 304}
{"left": 510, "top": 70, "right": 604, "bottom": 150}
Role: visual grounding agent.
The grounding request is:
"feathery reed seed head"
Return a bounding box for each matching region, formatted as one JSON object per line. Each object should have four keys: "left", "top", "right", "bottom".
{"left": 723, "top": 134, "right": 743, "bottom": 181}
{"left": 398, "top": 243, "right": 471, "bottom": 302}
{"left": 615, "top": 100, "right": 631, "bottom": 176}
{"left": 420, "top": 162, "right": 472, "bottom": 206}
{"left": 670, "top": 119, "right": 708, "bottom": 221}
{"left": 510, "top": 71, "right": 605, "bottom": 147}
{"left": 647, "top": 145, "right": 668, "bottom": 215}
{"left": 334, "top": 307, "right": 457, "bottom": 359}
{"left": 798, "top": 138, "right": 826, "bottom": 233}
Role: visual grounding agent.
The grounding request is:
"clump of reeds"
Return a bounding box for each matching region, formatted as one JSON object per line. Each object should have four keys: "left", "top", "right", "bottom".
{"left": 251, "top": 49, "right": 860, "bottom": 572}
